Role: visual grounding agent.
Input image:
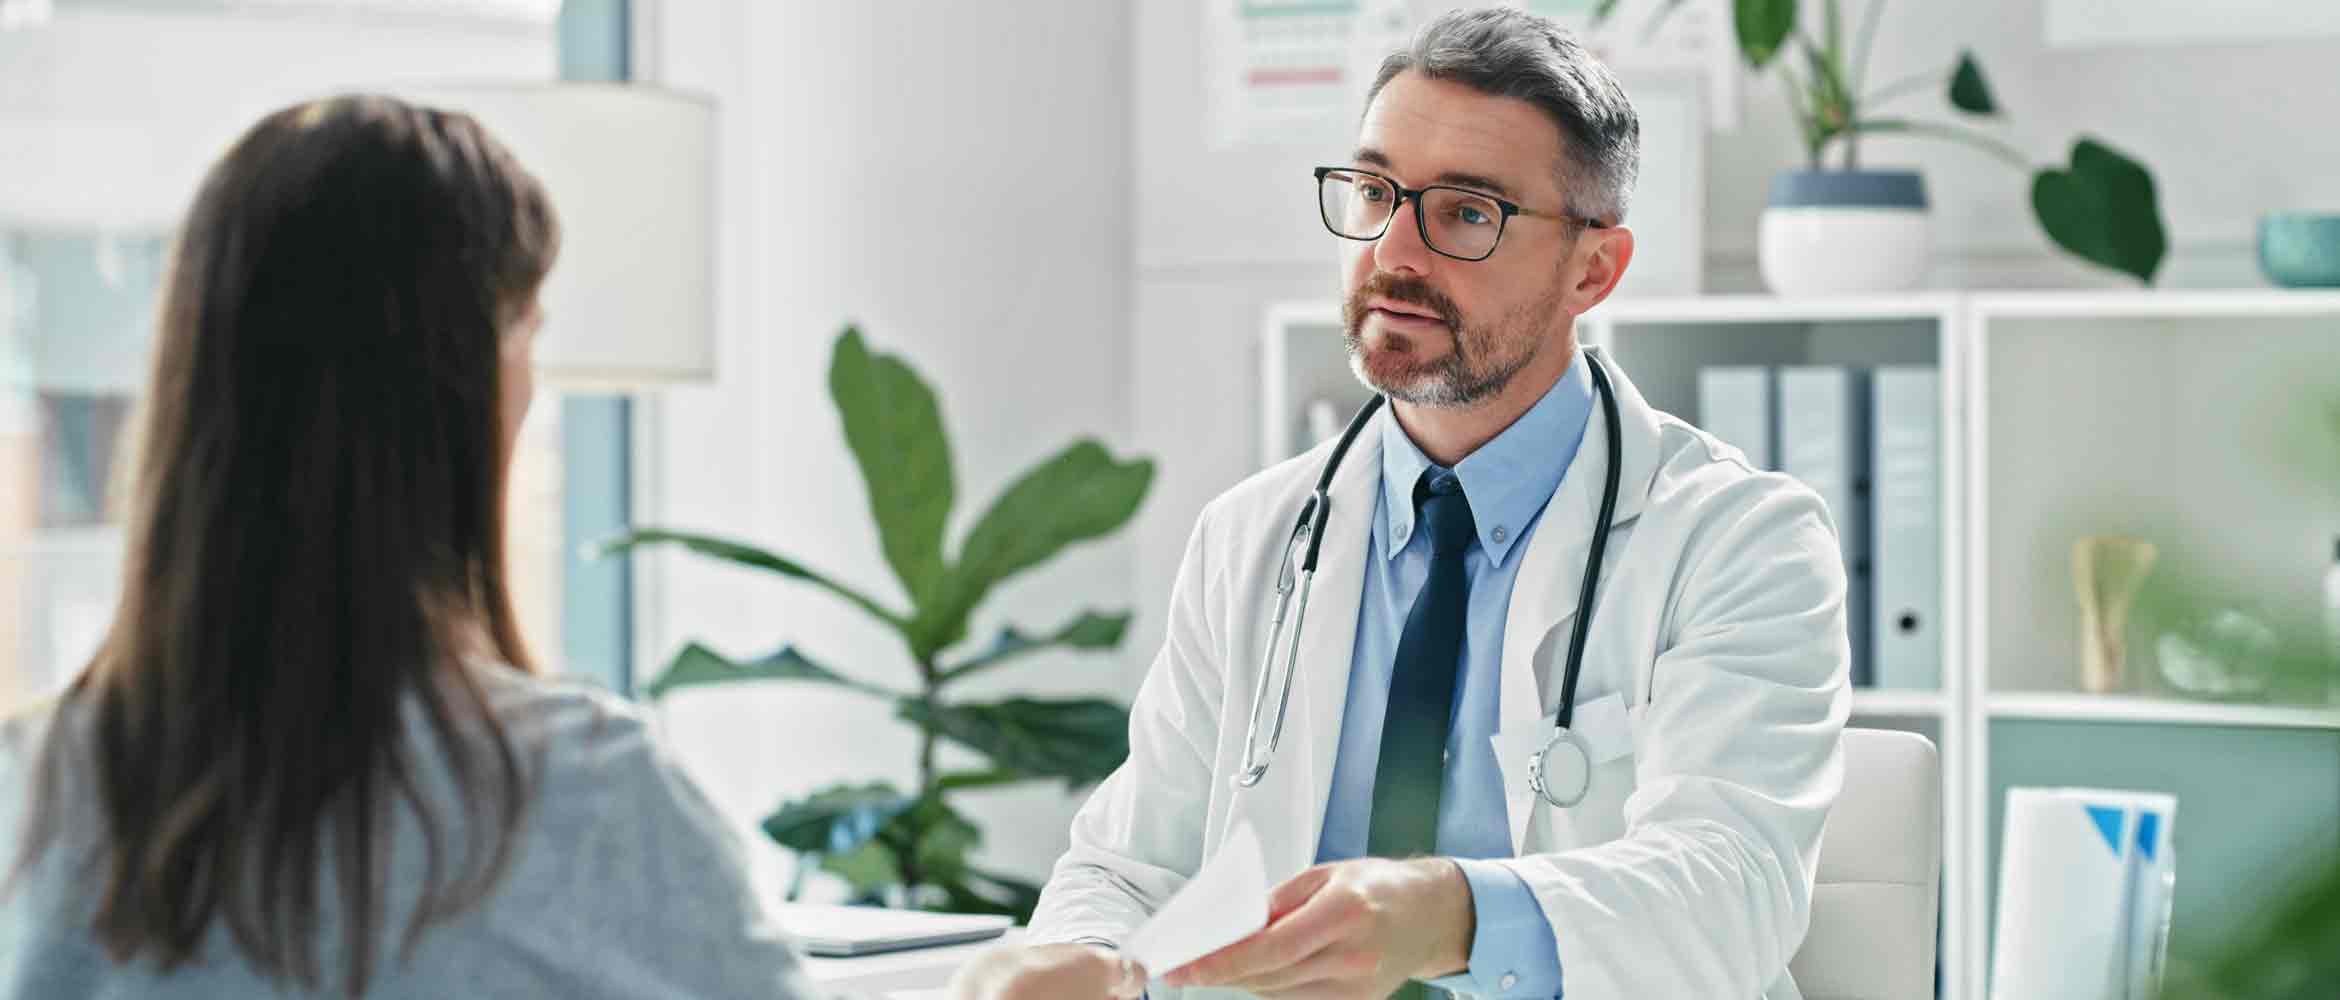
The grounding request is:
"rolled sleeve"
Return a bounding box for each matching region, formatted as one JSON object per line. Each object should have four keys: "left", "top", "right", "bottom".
{"left": 1423, "top": 859, "right": 1563, "bottom": 998}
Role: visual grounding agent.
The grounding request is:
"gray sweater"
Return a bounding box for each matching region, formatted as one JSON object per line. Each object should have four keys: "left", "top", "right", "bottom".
{"left": 0, "top": 668, "right": 823, "bottom": 999}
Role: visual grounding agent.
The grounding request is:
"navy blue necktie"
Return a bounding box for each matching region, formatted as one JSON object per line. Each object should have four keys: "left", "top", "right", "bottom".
{"left": 1367, "top": 469, "right": 1475, "bottom": 860}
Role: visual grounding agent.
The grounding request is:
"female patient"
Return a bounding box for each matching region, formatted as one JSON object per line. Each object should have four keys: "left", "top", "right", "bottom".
{"left": 0, "top": 95, "right": 820, "bottom": 998}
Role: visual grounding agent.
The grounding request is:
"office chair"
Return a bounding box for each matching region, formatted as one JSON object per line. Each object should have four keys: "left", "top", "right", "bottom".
{"left": 1789, "top": 727, "right": 1944, "bottom": 1000}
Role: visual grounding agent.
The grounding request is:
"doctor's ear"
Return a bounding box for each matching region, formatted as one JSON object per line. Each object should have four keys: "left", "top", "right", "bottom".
{"left": 1565, "top": 225, "right": 1634, "bottom": 315}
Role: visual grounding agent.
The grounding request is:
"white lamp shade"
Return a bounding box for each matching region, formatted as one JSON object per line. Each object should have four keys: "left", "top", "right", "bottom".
{"left": 413, "top": 83, "right": 717, "bottom": 388}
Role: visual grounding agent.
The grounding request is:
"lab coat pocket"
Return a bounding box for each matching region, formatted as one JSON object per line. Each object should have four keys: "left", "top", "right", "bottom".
{"left": 1498, "top": 694, "right": 1639, "bottom": 852}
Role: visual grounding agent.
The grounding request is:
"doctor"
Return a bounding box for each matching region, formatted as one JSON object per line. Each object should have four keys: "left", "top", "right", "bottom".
{"left": 993, "top": 9, "right": 1850, "bottom": 1000}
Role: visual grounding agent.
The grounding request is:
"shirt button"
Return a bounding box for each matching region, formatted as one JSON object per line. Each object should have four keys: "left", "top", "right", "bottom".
{"left": 1499, "top": 972, "right": 1519, "bottom": 991}
{"left": 1492, "top": 525, "right": 1508, "bottom": 543}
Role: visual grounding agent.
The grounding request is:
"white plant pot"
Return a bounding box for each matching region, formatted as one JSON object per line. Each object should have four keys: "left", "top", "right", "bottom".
{"left": 1758, "top": 169, "right": 1931, "bottom": 296}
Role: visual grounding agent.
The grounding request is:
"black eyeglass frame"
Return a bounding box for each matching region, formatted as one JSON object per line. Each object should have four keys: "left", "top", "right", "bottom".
{"left": 1312, "top": 165, "right": 1610, "bottom": 262}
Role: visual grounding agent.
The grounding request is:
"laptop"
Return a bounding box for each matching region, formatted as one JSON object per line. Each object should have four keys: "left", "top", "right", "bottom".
{"left": 780, "top": 903, "right": 1016, "bottom": 958}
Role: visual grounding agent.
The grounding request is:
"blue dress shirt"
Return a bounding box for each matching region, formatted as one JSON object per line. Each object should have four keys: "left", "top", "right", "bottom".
{"left": 1313, "top": 357, "right": 1594, "bottom": 999}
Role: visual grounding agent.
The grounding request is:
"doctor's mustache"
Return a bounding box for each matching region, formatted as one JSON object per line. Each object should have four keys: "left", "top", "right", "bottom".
{"left": 1342, "top": 272, "right": 1465, "bottom": 341}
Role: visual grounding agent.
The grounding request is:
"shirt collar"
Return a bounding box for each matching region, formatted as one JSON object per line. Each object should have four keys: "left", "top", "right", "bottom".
{"left": 1377, "top": 354, "right": 1596, "bottom": 567}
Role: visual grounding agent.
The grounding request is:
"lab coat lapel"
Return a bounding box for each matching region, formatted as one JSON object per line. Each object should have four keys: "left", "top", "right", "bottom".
{"left": 1497, "top": 347, "right": 1658, "bottom": 854}
{"left": 1252, "top": 416, "right": 1382, "bottom": 879}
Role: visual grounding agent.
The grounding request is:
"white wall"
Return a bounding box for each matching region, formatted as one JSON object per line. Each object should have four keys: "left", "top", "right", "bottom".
{"left": 0, "top": 8, "right": 554, "bottom": 229}
{"left": 645, "top": 0, "right": 1135, "bottom": 889}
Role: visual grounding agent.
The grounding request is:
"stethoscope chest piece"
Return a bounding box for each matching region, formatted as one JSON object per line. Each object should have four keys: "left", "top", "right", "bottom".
{"left": 1527, "top": 727, "right": 1594, "bottom": 808}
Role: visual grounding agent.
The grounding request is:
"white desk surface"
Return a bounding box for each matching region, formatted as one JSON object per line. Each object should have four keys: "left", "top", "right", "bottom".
{"left": 804, "top": 929, "right": 1022, "bottom": 998}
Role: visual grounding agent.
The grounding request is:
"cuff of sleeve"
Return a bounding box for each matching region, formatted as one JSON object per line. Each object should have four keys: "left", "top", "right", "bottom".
{"left": 1421, "top": 858, "right": 1563, "bottom": 998}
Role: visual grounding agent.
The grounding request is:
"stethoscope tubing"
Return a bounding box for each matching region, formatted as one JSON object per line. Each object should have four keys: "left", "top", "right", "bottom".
{"left": 1235, "top": 350, "right": 1621, "bottom": 794}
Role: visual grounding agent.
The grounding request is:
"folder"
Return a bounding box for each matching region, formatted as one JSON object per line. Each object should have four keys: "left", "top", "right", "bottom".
{"left": 1696, "top": 366, "right": 1775, "bottom": 469}
{"left": 1990, "top": 788, "right": 2178, "bottom": 1000}
{"left": 1779, "top": 367, "right": 1872, "bottom": 686}
{"left": 1870, "top": 367, "right": 1940, "bottom": 690}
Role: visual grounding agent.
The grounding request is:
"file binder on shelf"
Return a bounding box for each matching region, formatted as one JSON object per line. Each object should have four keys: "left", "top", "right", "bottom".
{"left": 1696, "top": 366, "right": 1775, "bottom": 470}
{"left": 1870, "top": 367, "right": 1940, "bottom": 690}
{"left": 1778, "top": 367, "right": 1872, "bottom": 686}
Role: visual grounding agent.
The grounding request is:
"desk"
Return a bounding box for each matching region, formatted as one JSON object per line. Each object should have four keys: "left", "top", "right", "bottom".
{"left": 803, "top": 929, "right": 1020, "bottom": 998}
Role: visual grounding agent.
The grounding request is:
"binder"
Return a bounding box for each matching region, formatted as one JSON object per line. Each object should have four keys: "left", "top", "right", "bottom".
{"left": 1778, "top": 367, "right": 1872, "bottom": 685}
{"left": 1990, "top": 788, "right": 2178, "bottom": 1000}
{"left": 1696, "top": 366, "right": 1775, "bottom": 469}
{"left": 1870, "top": 367, "right": 1940, "bottom": 690}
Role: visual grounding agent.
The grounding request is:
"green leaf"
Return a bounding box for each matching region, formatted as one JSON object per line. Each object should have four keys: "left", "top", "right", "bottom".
{"left": 644, "top": 641, "right": 887, "bottom": 700}
{"left": 940, "top": 610, "right": 1133, "bottom": 683}
{"left": 933, "top": 769, "right": 1028, "bottom": 792}
{"left": 901, "top": 797, "right": 983, "bottom": 886}
{"left": 597, "top": 528, "right": 909, "bottom": 631}
{"left": 820, "top": 841, "right": 903, "bottom": 899}
{"left": 1734, "top": 0, "right": 1797, "bottom": 68}
{"left": 760, "top": 782, "right": 916, "bottom": 854}
{"left": 1801, "top": 36, "right": 1854, "bottom": 135}
{"left": 912, "top": 441, "right": 1153, "bottom": 659}
{"left": 898, "top": 697, "right": 1132, "bottom": 788}
{"left": 1948, "top": 50, "right": 1996, "bottom": 114}
{"left": 2031, "top": 137, "right": 2167, "bottom": 284}
{"left": 829, "top": 326, "right": 956, "bottom": 611}
{"left": 2191, "top": 854, "right": 2340, "bottom": 997}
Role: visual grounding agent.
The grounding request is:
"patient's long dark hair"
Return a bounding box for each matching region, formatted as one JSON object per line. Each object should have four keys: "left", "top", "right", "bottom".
{"left": 14, "top": 94, "right": 559, "bottom": 994}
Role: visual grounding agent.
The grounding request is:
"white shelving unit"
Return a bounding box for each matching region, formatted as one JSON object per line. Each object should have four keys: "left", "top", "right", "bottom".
{"left": 1989, "top": 692, "right": 2340, "bottom": 730}
{"left": 1262, "top": 288, "right": 2340, "bottom": 1000}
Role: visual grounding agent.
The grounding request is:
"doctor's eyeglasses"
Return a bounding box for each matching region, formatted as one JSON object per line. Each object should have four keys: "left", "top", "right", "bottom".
{"left": 1314, "top": 166, "right": 1608, "bottom": 262}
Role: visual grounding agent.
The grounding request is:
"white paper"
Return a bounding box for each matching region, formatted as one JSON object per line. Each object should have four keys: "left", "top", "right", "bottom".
{"left": 1120, "top": 821, "right": 1270, "bottom": 975}
{"left": 1990, "top": 788, "right": 2148, "bottom": 1000}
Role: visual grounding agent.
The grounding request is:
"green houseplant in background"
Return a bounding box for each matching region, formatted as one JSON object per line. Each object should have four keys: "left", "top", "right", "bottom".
{"left": 2138, "top": 395, "right": 2340, "bottom": 997}
{"left": 1600, "top": 0, "right": 2168, "bottom": 293}
{"left": 599, "top": 326, "right": 1154, "bottom": 919}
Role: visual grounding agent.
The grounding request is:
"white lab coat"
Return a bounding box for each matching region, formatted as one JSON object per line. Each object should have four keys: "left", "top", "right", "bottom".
{"left": 1031, "top": 351, "right": 1851, "bottom": 1000}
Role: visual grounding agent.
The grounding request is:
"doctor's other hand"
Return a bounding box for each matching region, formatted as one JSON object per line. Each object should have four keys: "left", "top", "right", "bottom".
{"left": 1164, "top": 857, "right": 1473, "bottom": 999}
{"left": 948, "top": 942, "right": 1148, "bottom": 1000}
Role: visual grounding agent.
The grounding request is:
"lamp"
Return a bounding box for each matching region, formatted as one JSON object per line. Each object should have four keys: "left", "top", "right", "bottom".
{"left": 413, "top": 82, "right": 717, "bottom": 388}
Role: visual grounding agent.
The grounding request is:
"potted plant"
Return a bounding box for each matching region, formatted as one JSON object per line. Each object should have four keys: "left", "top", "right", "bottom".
{"left": 1602, "top": 0, "right": 2170, "bottom": 294}
{"left": 599, "top": 326, "right": 1154, "bottom": 918}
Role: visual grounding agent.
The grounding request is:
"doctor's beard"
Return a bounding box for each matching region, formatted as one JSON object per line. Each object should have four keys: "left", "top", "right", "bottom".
{"left": 1340, "top": 271, "right": 1561, "bottom": 408}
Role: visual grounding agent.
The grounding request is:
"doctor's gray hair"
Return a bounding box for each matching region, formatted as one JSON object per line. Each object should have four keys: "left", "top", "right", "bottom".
{"left": 1369, "top": 7, "right": 1640, "bottom": 225}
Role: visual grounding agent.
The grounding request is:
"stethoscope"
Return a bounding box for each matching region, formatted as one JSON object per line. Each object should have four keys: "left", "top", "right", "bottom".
{"left": 1234, "top": 350, "right": 1624, "bottom": 810}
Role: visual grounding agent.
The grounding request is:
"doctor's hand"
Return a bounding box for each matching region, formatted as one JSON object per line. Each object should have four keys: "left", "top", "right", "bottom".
{"left": 1163, "top": 857, "right": 1475, "bottom": 999}
{"left": 947, "top": 942, "right": 1148, "bottom": 1000}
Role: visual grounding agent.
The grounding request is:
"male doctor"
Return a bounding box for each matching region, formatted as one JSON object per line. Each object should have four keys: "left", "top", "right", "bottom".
{"left": 960, "top": 8, "right": 1849, "bottom": 1000}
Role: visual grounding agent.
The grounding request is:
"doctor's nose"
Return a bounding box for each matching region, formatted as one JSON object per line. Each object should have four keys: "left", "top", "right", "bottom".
{"left": 1372, "top": 198, "right": 1437, "bottom": 276}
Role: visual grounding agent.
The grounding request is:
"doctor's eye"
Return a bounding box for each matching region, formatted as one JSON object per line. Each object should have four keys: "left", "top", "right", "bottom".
{"left": 1440, "top": 196, "right": 1497, "bottom": 228}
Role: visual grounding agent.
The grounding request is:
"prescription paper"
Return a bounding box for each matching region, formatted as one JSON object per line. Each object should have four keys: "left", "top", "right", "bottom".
{"left": 1121, "top": 822, "right": 1271, "bottom": 976}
